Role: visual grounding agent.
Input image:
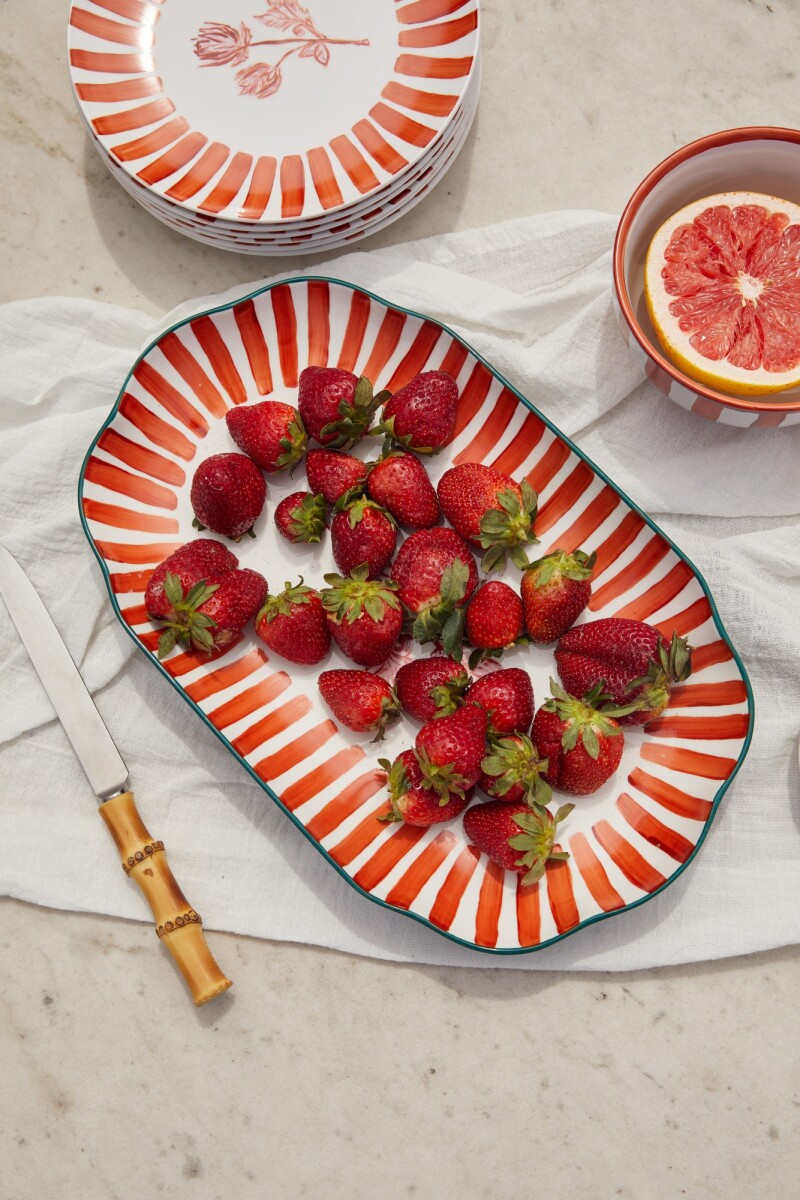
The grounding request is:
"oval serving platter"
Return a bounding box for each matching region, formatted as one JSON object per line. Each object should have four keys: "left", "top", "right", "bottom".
{"left": 79, "top": 278, "right": 754, "bottom": 954}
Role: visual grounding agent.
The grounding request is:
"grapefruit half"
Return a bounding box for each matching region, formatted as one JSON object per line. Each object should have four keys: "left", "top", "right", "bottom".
{"left": 644, "top": 191, "right": 800, "bottom": 395}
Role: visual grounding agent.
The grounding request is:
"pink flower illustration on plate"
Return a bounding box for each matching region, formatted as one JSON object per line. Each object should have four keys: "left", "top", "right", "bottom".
{"left": 193, "top": 1, "right": 369, "bottom": 100}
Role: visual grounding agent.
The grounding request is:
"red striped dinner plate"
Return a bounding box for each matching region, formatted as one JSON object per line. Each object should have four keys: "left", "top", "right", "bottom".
{"left": 79, "top": 279, "right": 753, "bottom": 954}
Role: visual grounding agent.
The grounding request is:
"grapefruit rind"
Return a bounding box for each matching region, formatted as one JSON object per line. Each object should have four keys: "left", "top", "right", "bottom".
{"left": 644, "top": 191, "right": 800, "bottom": 397}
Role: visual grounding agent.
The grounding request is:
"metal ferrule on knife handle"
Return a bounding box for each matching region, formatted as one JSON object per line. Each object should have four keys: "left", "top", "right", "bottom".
{"left": 99, "top": 792, "right": 232, "bottom": 1006}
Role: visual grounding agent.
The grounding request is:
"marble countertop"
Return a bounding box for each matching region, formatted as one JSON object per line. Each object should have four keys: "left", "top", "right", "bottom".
{"left": 3, "top": 1, "right": 798, "bottom": 1196}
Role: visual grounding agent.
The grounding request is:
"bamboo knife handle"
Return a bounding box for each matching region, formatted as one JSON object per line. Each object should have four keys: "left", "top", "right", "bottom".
{"left": 99, "top": 792, "right": 232, "bottom": 1006}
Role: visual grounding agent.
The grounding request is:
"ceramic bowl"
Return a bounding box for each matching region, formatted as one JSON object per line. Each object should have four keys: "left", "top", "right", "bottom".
{"left": 613, "top": 126, "right": 800, "bottom": 428}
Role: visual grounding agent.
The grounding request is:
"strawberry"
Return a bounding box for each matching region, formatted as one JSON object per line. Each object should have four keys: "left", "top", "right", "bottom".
{"left": 465, "top": 580, "right": 524, "bottom": 668}
{"left": 532, "top": 681, "right": 635, "bottom": 795}
{"left": 463, "top": 800, "right": 574, "bottom": 885}
{"left": 378, "top": 371, "right": 458, "bottom": 454}
{"left": 437, "top": 463, "right": 539, "bottom": 573}
{"left": 414, "top": 704, "right": 487, "bottom": 800}
{"left": 305, "top": 449, "right": 368, "bottom": 505}
{"left": 225, "top": 400, "right": 306, "bottom": 473}
{"left": 366, "top": 451, "right": 439, "bottom": 528}
{"left": 378, "top": 750, "right": 471, "bottom": 826}
{"left": 521, "top": 549, "right": 595, "bottom": 643}
{"left": 466, "top": 667, "right": 534, "bottom": 735}
{"left": 555, "top": 618, "right": 693, "bottom": 725}
{"left": 394, "top": 656, "right": 470, "bottom": 722}
{"left": 255, "top": 579, "right": 330, "bottom": 665}
{"left": 330, "top": 498, "right": 397, "bottom": 579}
{"left": 190, "top": 452, "right": 267, "bottom": 541}
{"left": 390, "top": 527, "right": 478, "bottom": 658}
{"left": 274, "top": 491, "right": 326, "bottom": 544}
{"left": 318, "top": 670, "right": 399, "bottom": 739}
{"left": 479, "top": 733, "right": 552, "bottom": 806}
{"left": 144, "top": 540, "right": 266, "bottom": 660}
{"left": 298, "top": 367, "right": 387, "bottom": 448}
{"left": 321, "top": 565, "right": 403, "bottom": 667}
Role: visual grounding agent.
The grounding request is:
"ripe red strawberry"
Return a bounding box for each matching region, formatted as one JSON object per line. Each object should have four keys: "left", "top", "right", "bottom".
{"left": 532, "top": 681, "right": 631, "bottom": 795}
{"left": 190, "top": 452, "right": 267, "bottom": 541}
{"left": 145, "top": 540, "right": 266, "bottom": 660}
{"left": 414, "top": 704, "right": 487, "bottom": 800}
{"left": 479, "top": 733, "right": 552, "bottom": 806}
{"left": 465, "top": 580, "right": 524, "bottom": 667}
{"left": 379, "top": 371, "right": 458, "bottom": 454}
{"left": 555, "top": 618, "right": 693, "bottom": 725}
{"left": 390, "top": 527, "right": 478, "bottom": 658}
{"left": 366, "top": 451, "right": 439, "bottom": 528}
{"left": 466, "top": 667, "right": 534, "bottom": 735}
{"left": 225, "top": 400, "right": 306, "bottom": 473}
{"left": 298, "top": 367, "right": 387, "bottom": 448}
{"left": 463, "top": 800, "right": 574, "bottom": 885}
{"left": 255, "top": 579, "right": 330, "bottom": 665}
{"left": 521, "top": 549, "right": 595, "bottom": 643}
{"left": 330, "top": 498, "right": 397, "bottom": 579}
{"left": 321, "top": 565, "right": 403, "bottom": 667}
{"left": 378, "top": 750, "right": 471, "bottom": 826}
{"left": 394, "top": 656, "right": 469, "bottom": 722}
{"left": 318, "top": 670, "right": 399, "bottom": 739}
{"left": 274, "top": 491, "right": 326, "bottom": 544}
{"left": 437, "top": 463, "right": 538, "bottom": 572}
{"left": 305, "top": 449, "right": 368, "bottom": 505}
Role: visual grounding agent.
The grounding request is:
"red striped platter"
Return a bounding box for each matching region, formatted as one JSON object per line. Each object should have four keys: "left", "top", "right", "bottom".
{"left": 79, "top": 279, "right": 754, "bottom": 955}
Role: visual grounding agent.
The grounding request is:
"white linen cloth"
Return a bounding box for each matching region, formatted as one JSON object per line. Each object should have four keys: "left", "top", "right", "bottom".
{"left": 2, "top": 211, "right": 799, "bottom": 970}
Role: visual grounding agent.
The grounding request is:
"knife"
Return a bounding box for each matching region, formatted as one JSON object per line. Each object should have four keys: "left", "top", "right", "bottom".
{"left": 0, "top": 542, "right": 232, "bottom": 1006}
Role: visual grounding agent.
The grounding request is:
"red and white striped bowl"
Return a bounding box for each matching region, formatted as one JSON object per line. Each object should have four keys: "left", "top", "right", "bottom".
{"left": 79, "top": 279, "right": 753, "bottom": 954}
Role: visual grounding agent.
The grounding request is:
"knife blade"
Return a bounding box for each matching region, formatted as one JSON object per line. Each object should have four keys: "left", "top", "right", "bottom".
{"left": 0, "top": 542, "right": 232, "bottom": 1005}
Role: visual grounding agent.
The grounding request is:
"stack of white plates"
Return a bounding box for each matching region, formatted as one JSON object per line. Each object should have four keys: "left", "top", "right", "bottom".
{"left": 68, "top": 0, "right": 480, "bottom": 255}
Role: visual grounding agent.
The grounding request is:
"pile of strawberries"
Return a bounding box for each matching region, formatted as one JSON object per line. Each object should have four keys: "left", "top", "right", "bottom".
{"left": 144, "top": 366, "right": 692, "bottom": 886}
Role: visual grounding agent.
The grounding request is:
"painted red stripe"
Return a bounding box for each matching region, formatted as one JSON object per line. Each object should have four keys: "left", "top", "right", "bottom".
{"left": 110, "top": 569, "right": 153, "bottom": 594}
{"left": 92, "top": 97, "right": 174, "bottom": 136}
{"left": 428, "top": 846, "right": 480, "bottom": 930}
{"left": 307, "top": 281, "right": 331, "bottom": 368}
{"left": 253, "top": 721, "right": 337, "bottom": 781}
{"left": 627, "top": 767, "right": 713, "bottom": 822}
{"left": 198, "top": 152, "right": 252, "bottom": 214}
{"left": 691, "top": 640, "right": 734, "bottom": 673}
{"left": 92, "top": 0, "right": 152, "bottom": 20}
{"left": 524, "top": 437, "right": 571, "bottom": 494}
{"left": 191, "top": 316, "right": 247, "bottom": 406}
{"left": 568, "top": 833, "right": 625, "bottom": 912}
{"left": 490, "top": 411, "right": 546, "bottom": 475}
{"left": 328, "top": 801, "right": 393, "bottom": 867}
{"left": 617, "top": 792, "right": 695, "bottom": 863}
{"left": 184, "top": 649, "right": 269, "bottom": 703}
{"left": 353, "top": 825, "right": 427, "bottom": 891}
{"left": 137, "top": 132, "right": 208, "bottom": 185}
{"left": 612, "top": 559, "right": 694, "bottom": 621}
{"left": 593, "top": 821, "right": 667, "bottom": 893}
{"left": 120, "top": 602, "right": 149, "bottom": 625}
{"left": 133, "top": 360, "right": 210, "bottom": 435}
{"left": 84, "top": 457, "right": 176, "bottom": 509}
{"left": 590, "top": 534, "right": 670, "bottom": 610}
{"left": 352, "top": 120, "right": 409, "bottom": 174}
{"left": 652, "top": 597, "right": 712, "bottom": 640}
{"left": 397, "top": 0, "right": 471, "bottom": 21}
{"left": 398, "top": 11, "right": 478, "bottom": 46}
{"left": 369, "top": 103, "right": 436, "bottom": 148}
{"left": 668, "top": 681, "right": 747, "bottom": 708}
{"left": 307, "top": 147, "right": 344, "bottom": 210}
{"left": 329, "top": 135, "right": 380, "bottom": 194}
{"left": 306, "top": 770, "right": 387, "bottom": 842}
{"left": 118, "top": 393, "right": 196, "bottom": 460}
{"left": 640, "top": 742, "right": 736, "bottom": 779}
{"left": 81, "top": 499, "right": 178, "bottom": 534}
{"left": 394, "top": 54, "right": 473, "bottom": 78}
{"left": 535, "top": 461, "right": 594, "bottom": 535}
{"left": 207, "top": 673, "right": 292, "bottom": 730}
{"left": 692, "top": 396, "right": 723, "bottom": 422}
{"left": 158, "top": 332, "right": 227, "bottom": 419}
{"left": 233, "top": 301, "right": 273, "bottom": 395}
{"left": 645, "top": 713, "right": 750, "bottom": 740}
{"left": 385, "top": 831, "right": 457, "bottom": 908}
{"left": 437, "top": 340, "right": 468, "bottom": 379}
{"left": 386, "top": 320, "right": 441, "bottom": 392}
{"left": 163, "top": 636, "right": 243, "bottom": 678}
{"left": 515, "top": 878, "right": 541, "bottom": 946}
{"left": 94, "top": 539, "right": 181, "bottom": 565}
{"left": 543, "top": 484, "right": 619, "bottom": 556}
{"left": 280, "top": 155, "right": 305, "bottom": 217}
{"left": 166, "top": 142, "right": 229, "bottom": 201}
{"left": 545, "top": 858, "right": 579, "bottom": 933}
{"left": 77, "top": 74, "right": 162, "bottom": 103}
{"left": 239, "top": 156, "right": 277, "bottom": 219}
{"left": 362, "top": 309, "right": 407, "bottom": 384}
{"left": 70, "top": 49, "right": 151, "bottom": 74}
{"left": 281, "top": 746, "right": 366, "bottom": 811}
{"left": 70, "top": 8, "right": 150, "bottom": 46}
{"left": 271, "top": 285, "right": 299, "bottom": 386}
{"left": 231, "top": 696, "right": 311, "bottom": 756}
{"left": 454, "top": 387, "right": 517, "bottom": 466}
{"left": 381, "top": 82, "right": 458, "bottom": 117}
{"left": 112, "top": 117, "right": 189, "bottom": 161}
{"left": 137, "top": 629, "right": 161, "bottom": 651}
{"left": 591, "top": 510, "right": 646, "bottom": 578}
{"left": 450, "top": 362, "right": 492, "bottom": 438}
{"left": 474, "top": 860, "right": 505, "bottom": 948}
{"left": 97, "top": 427, "right": 185, "bottom": 485}
{"left": 337, "top": 290, "right": 372, "bottom": 371}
